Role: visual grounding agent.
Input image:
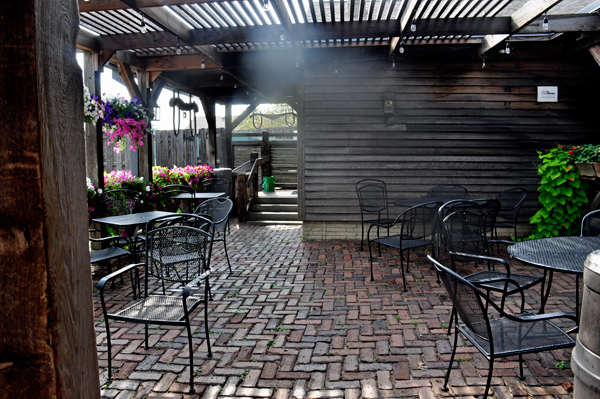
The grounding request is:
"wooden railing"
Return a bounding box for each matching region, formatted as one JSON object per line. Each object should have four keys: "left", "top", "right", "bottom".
{"left": 233, "top": 132, "right": 272, "bottom": 222}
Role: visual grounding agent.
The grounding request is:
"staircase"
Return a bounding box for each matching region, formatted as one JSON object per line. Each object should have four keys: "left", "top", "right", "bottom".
{"left": 247, "top": 190, "right": 301, "bottom": 225}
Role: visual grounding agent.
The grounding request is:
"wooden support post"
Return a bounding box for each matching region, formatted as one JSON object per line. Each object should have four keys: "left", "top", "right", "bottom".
{"left": 199, "top": 94, "right": 217, "bottom": 167}
{"left": 0, "top": 1, "right": 100, "bottom": 397}
{"left": 138, "top": 71, "right": 153, "bottom": 181}
{"left": 261, "top": 131, "right": 271, "bottom": 177}
{"left": 251, "top": 152, "right": 259, "bottom": 195}
{"left": 95, "top": 70, "right": 105, "bottom": 189}
{"left": 83, "top": 51, "right": 98, "bottom": 186}
{"left": 237, "top": 174, "right": 248, "bottom": 222}
{"left": 224, "top": 102, "right": 233, "bottom": 168}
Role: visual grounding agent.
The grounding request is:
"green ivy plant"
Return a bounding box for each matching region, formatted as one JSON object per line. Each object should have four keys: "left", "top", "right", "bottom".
{"left": 529, "top": 146, "right": 588, "bottom": 238}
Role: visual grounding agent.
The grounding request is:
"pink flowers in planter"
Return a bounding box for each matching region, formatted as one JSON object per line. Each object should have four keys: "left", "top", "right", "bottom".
{"left": 102, "top": 95, "right": 151, "bottom": 153}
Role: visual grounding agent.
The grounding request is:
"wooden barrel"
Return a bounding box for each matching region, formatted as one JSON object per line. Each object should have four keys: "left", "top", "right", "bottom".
{"left": 572, "top": 250, "right": 600, "bottom": 399}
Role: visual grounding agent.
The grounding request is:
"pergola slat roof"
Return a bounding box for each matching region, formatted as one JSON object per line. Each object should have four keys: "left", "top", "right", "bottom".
{"left": 77, "top": 0, "right": 600, "bottom": 103}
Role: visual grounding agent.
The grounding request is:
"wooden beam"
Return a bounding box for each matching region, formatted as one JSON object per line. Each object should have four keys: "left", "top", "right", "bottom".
{"left": 589, "top": 45, "right": 600, "bottom": 66}
{"left": 232, "top": 102, "right": 258, "bottom": 130}
{"left": 1, "top": 1, "right": 100, "bottom": 397}
{"left": 79, "top": 0, "right": 231, "bottom": 12}
{"left": 199, "top": 93, "right": 217, "bottom": 166}
{"left": 510, "top": 0, "right": 563, "bottom": 32}
{"left": 76, "top": 28, "right": 99, "bottom": 51}
{"left": 390, "top": 0, "right": 419, "bottom": 56}
{"left": 149, "top": 72, "right": 164, "bottom": 88}
{"left": 116, "top": 61, "right": 143, "bottom": 100}
{"left": 144, "top": 54, "right": 219, "bottom": 72}
{"left": 479, "top": 0, "right": 563, "bottom": 55}
{"left": 271, "top": 0, "right": 304, "bottom": 63}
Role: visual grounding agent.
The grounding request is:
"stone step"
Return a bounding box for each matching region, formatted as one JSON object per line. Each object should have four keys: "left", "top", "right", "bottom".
{"left": 246, "top": 220, "right": 303, "bottom": 225}
{"left": 246, "top": 211, "right": 299, "bottom": 221}
{"left": 251, "top": 203, "right": 298, "bottom": 212}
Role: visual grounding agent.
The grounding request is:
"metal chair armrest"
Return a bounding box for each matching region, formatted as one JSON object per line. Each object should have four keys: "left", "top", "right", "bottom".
{"left": 183, "top": 268, "right": 212, "bottom": 298}
{"left": 97, "top": 262, "right": 143, "bottom": 293}
{"left": 489, "top": 239, "right": 516, "bottom": 246}
{"left": 449, "top": 251, "right": 511, "bottom": 273}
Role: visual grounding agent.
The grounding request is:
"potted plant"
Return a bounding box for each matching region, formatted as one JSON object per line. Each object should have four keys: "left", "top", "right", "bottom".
{"left": 566, "top": 144, "right": 600, "bottom": 178}
{"left": 102, "top": 95, "right": 151, "bottom": 153}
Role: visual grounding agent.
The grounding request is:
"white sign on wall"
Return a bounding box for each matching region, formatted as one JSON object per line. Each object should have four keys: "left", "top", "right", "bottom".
{"left": 537, "top": 86, "right": 558, "bottom": 102}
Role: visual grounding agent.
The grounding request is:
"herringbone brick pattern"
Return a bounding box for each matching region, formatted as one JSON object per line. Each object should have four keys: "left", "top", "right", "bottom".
{"left": 94, "top": 221, "right": 577, "bottom": 399}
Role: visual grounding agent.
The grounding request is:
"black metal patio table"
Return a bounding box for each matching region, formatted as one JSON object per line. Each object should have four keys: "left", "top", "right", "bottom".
{"left": 393, "top": 197, "right": 466, "bottom": 207}
{"left": 171, "top": 192, "right": 226, "bottom": 212}
{"left": 93, "top": 211, "right": 176, "bottom": 236}
{"left": 508, "top": 236, "right": 600, "bottom": 318}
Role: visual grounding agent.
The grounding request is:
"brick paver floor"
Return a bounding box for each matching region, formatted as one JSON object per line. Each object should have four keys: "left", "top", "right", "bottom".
{"left": 94, "top": 221, "right": 577, "bottom": 399}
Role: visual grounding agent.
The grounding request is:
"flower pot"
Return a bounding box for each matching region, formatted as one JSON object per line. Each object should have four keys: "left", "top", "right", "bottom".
{"left": 593, "top": 162, "right": 600, "bottom": 178}
{"left": 576, "top": 162, "right": 596, "bottom": 178}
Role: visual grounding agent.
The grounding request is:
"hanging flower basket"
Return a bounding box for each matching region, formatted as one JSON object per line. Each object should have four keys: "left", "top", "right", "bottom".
{"left": 83, "top": 85, "right": 104, "bottom": 125}
{"left": 102, "top": 96, "right": 151, "bottom": 153}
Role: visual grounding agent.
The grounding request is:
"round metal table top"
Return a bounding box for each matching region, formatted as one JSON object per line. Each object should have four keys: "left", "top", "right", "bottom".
{"left": 393, "top": 197, "right": 464, "bottom": 207}
{"left": 508, "top": 236, "right": 600, "bottom": 274}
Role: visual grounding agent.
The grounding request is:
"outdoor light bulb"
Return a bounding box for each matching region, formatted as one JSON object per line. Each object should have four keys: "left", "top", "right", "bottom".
{"left": 234, "top": 83, "right": 237, "bottom": 89}
{"left": 176, "top": 41, "right": 182, "bottom": 55}
{"left": 335, "top": 68, "right": 338, "bottom": 74}
{"left": 140, "top": 15, "right": 147, "bottom": 33}
{"left": 220, "top": 71, "right": 224, "bottom": 81}
{"left": 410, "top": 19, "right": 416, "bottom": 32}
{"left": 263, "top": 0, "right": 270, "bottom": 11}
{"left": 481, "top": 58, "right": 486, "bottom": 68}
{"left": 246, "top": 89, "right": 249, "bottom": 95}
{"left": 392, "top": 59, "right": 396, "bottom": 68}
{"left": 201, "top": 59, "right": 205, "bottom": 69}
{"left": 183, "top": 112, "right": 187, "bottom": 119}
{"left": 505, "top": 42, "right": 511, "bottom": 54}
{"left": 399, "top": 44, "right": 405, "bottom": 54}
{"left": 280, "top": 29, "right": 286, "bottom": 41}
{"left": 296, "top": 60, "right": 300, "bottom": 68}
{"left": 542, "top": 16, "right": 549, "bottom": 31}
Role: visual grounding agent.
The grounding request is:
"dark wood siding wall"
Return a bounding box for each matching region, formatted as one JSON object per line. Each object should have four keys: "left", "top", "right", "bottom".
{"left": 301, "top": 53, "right": 600, "bottom": 225}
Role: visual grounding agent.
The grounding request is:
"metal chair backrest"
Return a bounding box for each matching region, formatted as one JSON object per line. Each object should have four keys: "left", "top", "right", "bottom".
{"left": 581, "top": 209, "right": 600, "bottom": 237}
{"left": 428, "top": 185, "right": 469, "bottom": 200}
{"left": 203, "top": 178, "right": 230, "bottom": 197}
{"left": 356, "top": 179, "right": 389, "bottom": 214}
{"left": 160, "top": 184, "right": 195, "bottom": 212}
{"left": 195, "top": 198, "right": 233, "bottom": 234}
{"left": 398, "top": 201, "right": 440, "bottom": 241}
{"left": 429, "top": 256, "right": 491, "bottom": 342}
{"left": 145, "top": 214, "right": 213, "bottom": 284}
{"left": 97, "top": 189, "right": 142, "bottom": 217}
{"left": 494, "top": 188, "right": 527, "bottom": 221}
{"left": 439, "top": 200, "right": 499, "bottom": 262}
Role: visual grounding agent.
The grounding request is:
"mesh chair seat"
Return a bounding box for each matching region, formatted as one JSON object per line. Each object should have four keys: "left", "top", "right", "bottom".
{"left": 466, "top": 270, "right": 543, "bottom": 293}
{"left": 113, "top": 295, "right": 202, "bottom": 322}
{"left": 374, "top": 235, "right": 430, "bottom": 251}
{"left": 91, "top": 246, "right": 130, "bottom": 264}
{"left": 459, "top": 317, "right": 575, "bottom": 358}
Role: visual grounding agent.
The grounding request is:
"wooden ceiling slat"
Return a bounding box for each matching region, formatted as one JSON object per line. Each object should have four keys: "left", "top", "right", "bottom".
{"left": 349, "top": 0, "right": 356, "bottom": 20}
{"left": 460, "top": 0, "right": 483, "bottom": 18}
{"left": 444, "top": 0, "right": 464, "bottom": 18}
{"left": 240, "top": 1, "right": 262, "bottom": 25}
{"left": 214, "top": 2, "right": 240, "bottom": 26}
{"left": 471, "top": 0, "right": 496, "bottom": 17}
{"left": 202, "top": 3, "right": 230, "bottom": 27}
{"left": 95, "top": 10, "right": 137, "bottom": 34}
{"left": 318, "top": 0, "right": 327, "bottom": 22}
{"left": 376, "top": 0, "right": 387, "bottom": 20}
{"left": 294, "top": 0, "right": 309, "bottom": 23}
{"left": 222, "top": 2, "right": 246, "bottom": 26}
{"left": 367, "top": 0, "right": 376, "bottom": 21}
{"left": 177, "top": 5, "right": 211, "bottom": 28}
{"left": 384, "top": 0, "right": 396, "bottom": 20}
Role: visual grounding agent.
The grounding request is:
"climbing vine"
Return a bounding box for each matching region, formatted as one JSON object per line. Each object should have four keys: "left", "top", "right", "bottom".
{"left": 529, "top": 146, "right": 589, "bottom": 238}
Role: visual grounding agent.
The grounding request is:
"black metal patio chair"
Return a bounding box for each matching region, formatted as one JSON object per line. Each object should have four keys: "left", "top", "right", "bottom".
{"left": 438, "top": 200, "right": 544, "bottom": 332}
{"left": 203, "top": 177, "right": 230, "bottom": 198}
{"left": 368, "top": 201, "right": 440, "bottom": 290}
{"left": 581, "top": 209, "right": 600, "bottom": 237}
{"left": 98, "top": 214, "right": 214, "bottom": 393}
{"left": 356, "top": 179, "right": 395, "bottom": 252}
{"left": 494, "top": 188, "right": 527, "bottom": 240}
{"left": 159, "top": 184, "right": 195, "bottom": 213}
{"left": 195, "top": 198, "right": 234, "bottom": 273}
{"left": 427, "top": 185, "right": 469, "bottom": 200}
{"left": 428, "top": 255, "right": 576, "bottom": 399}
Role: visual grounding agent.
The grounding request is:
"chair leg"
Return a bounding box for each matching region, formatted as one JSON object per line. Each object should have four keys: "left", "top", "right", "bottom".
{"left": 368, "top": 239, "right": 376, "bottom": 282}
{"left": 104, "top": 316, "right": 113, "bottom": 380}
{"left": 447, "top": 308, "right": 456, "bottom": 335}
{"left": 442, "top": 325, "right": 459, "bottom": 392}
{"left": 185, "top": 320, "right": 195, "bottom": 393}
{"left": 204, "top": 283, "right": 213, "bottom": 358}
{"left": 399, "top": 250, "right": 407, "bottom": 292}
{"left": 518, "top": 354, "right": 525, "bottom": 379}
{"left": 223, "top": 237, "right": 232, "bottom": 273}
{"left": 144, "top": 324, "right": 149, "bottom": 349}
{"left": 360, "top": 219, "right": 365, "bottom": 251}
{"left": 482, "top": 356, "right": 495, "bottom": 399}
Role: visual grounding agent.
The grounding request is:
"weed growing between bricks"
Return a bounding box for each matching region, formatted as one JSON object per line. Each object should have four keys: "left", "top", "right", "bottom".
{"left": 93, "top": 220, "right": 577, "bottom": 399}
